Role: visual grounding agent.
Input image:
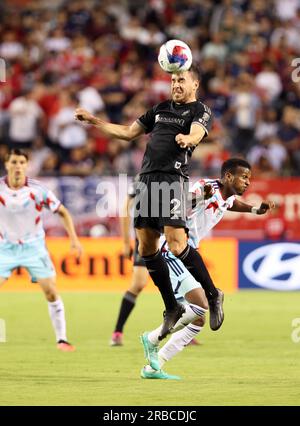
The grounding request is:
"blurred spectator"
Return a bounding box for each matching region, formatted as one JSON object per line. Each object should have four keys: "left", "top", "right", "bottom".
{"left": 250, "top": 155, "right": 278, "bottom": 178}
{"left": 8, "top": 87, "right": 44, "bottom": 149}
{"left": 168, "top": 12, "right": 196, "bottom": 42}
{"left": 27, "top": 138, "right": 52, "bottom": 177}
{"left": 78, "top": 85, "right": 105, "bottom": 115}
{"left": 247, "top": 137, "right": 288, "bottom": 173}
{"left": 45, "top": 28, "right": 71, "bottom": 52}
{"left": 60, "top": 145, "right": 95, "bottom": 176}
{"left": 277, "top": 106, "right": 300, "bottom": 173}
{"left": 229, "top": 73, "right": 261, "bottom": 154}
{"left": 255, "top": 108, "right": 279, "bottom": 141}
{"left": 39, "top": 151, "right": 61, "bottom": 177}
{"left": 274, "top": 0, "right": 300, "bottom": 22}
{"left": 0, "top": 31, "right": 24, "bottom": 60}
{"left": 0, "top": 0, "right": 300, "bottom": 177}
{"left": 201, "top": 32, "right": 228, "bottom": 63}
{"left": 101, "top": 70, "right": 126, "bottom": 123}
{"left": 255, "top": 61, "right": 283, "bottom": 104}
{"left": 49, "top": 90, "right": 86, "bottom": 157}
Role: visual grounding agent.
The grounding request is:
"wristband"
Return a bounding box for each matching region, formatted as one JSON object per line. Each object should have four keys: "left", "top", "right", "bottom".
{"left": 251, "top": 206, "right": 259, "bottom": 214}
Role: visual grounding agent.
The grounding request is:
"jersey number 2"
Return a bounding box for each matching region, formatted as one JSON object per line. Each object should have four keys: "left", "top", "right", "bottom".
{"left": 170, "top": 198, "right": 181, "bottom": 218}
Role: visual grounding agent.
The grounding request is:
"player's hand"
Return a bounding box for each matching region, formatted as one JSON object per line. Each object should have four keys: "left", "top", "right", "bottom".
{"left": 123, "top": 244, "right": 133, "bottom": 259}
{"left": 203, "top": 183, "right": 214, "bottom": 199}
{"left": 256, "top": 201, "right": 276, "bottom": 215}
{"left": 74, "top": 108, "right": 95, "bottom": 124}
{"left": 70, "top": 238, "right": 83, "bottom": 260}
{"left": 175, "top": 133, "right": 191, "bottom": 148}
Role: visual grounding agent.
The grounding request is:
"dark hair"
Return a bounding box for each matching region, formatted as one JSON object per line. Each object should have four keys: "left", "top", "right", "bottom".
{"left": 221, "top": 158, "right": 251, "bottom": 177}
{"left": 5, "top": 149, "right": 29, "bottom": 162}
{"left": 188, "top": 64, "right": 200, "bottom": 82}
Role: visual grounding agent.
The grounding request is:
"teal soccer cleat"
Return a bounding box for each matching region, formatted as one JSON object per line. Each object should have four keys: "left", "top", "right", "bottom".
{"left": 140, "top": 332, "right": 160, "bottom": 371}
{"left": 140, "top": 366, "right": 181, "bottom": 380}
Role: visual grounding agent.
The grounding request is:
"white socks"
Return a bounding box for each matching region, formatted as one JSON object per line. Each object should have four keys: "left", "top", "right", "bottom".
{"left": 147, "top": 325, "right": 163, "bottom": 345}
{"left": 172, "top": 303, "right": 206, "bottom": 333}
{"left": 158, "top": 324, "right": 202, "bottom": 368}
{"left": 48, "top": 298, "right": 67, "bottom": 342}
{"left": 147, "top": 303, "right": 206, "bottom": 346}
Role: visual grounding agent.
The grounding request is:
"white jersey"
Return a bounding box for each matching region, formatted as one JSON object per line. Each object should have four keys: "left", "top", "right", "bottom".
{"left": 0, "top": 177, "right": 61, "bottom": 244}
{"left": 187, "top": 178, "right": 236, "bottom": 248}
{"left": 160, "top": 178, "right": 236, "bottom": 252}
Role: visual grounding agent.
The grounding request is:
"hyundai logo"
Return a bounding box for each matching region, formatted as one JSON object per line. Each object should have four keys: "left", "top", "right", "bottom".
{"left": 243, "top": 243, "right": 300, "bottom": 291}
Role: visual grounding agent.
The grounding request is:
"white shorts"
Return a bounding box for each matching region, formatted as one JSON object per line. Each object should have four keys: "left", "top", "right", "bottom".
{"left": 0, "top": 239, "right": 56, "bottom": 282}
{"left": 162, "top": 251, "right": 202, "bottom": 301}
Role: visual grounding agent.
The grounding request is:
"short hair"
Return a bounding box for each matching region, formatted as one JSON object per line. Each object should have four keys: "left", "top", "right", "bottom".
{"left": 188, "top": 64, "right": 200, "bottom": 82}
{"left": 5, "top": 149, "right": 29, "bottom": 162}
{"left": 221, "top": 158, "right": 251, "bottom": 177}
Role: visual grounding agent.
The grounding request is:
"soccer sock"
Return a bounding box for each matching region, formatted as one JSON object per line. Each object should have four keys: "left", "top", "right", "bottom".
{"left": 177, "top": 245, "right": 218, "bottom": 300}
{"left": 48, "top": 298, "right": 67, "bottom": 342}
{"left": 114, "top": 291, "right": 137, "bottom": 333}
{"left": 158, "top": 324, "right": 202, "bottom": 368}
{"left": 172, "top": 303, "right": 207, "bottom": 333}
{"left": 147, "top": 304, "right": 206, "bottom": 345}
{"left": 148, "top": 325, "right": 163, "bottom": 346}
{"left": 142, "top": 250, "right": 177, "bottom": 311}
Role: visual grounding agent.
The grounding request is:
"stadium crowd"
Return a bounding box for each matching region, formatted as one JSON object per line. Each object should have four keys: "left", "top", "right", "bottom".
{"left": 0, "top": 0, "right": 300, "bottom": 178}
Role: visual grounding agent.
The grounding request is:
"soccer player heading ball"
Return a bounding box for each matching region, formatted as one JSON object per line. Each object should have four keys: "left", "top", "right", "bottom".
{"left": 75, "top": 56, "right": 223, "bottom": 339}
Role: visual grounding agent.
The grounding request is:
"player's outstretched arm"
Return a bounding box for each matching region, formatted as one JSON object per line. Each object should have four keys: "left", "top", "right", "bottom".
{"left": 57, "top": 205, "right": 82, "bottom": 259}
{"left": 74, "top": 108, "right": 145, "bottom": 141}
{"left": 229, "top": 199, "right": 276, "bottom": 214}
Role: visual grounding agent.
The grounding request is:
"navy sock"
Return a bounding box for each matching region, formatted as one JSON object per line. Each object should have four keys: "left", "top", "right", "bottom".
{"left": 178, "top": 245, "right": 218, "bottom": 300}
{"left": 143, "top": 250, "right": 177, "bottom": 311}
{"left": 115, "top": 291, "right": 136, "bottom": 333}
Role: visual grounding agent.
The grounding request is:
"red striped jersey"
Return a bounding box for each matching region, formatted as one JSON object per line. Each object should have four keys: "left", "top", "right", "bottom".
{"left": 0, "top": 177, "right": 61, "bottom": 244}
{"left": 187, "top": 178, "right": 236, "bottom": 248}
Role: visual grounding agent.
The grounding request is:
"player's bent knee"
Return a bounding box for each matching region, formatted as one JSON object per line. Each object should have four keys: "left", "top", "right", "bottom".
{"left": 38, "top": 278, "right": 58, "bottom": 302}
{"left": 129, "top": 284, "right": 146, "bottom": 295}
{"left": 44, "top": 288, "right": 57, "bottom": 302}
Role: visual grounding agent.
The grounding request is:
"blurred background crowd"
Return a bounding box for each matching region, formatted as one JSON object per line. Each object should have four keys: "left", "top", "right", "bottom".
{"left": 1, "top": 0, "right": 300, "bottom": 178}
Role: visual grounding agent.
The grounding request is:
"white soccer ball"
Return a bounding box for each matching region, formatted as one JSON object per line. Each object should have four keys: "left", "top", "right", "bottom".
{"left": 158, "top": 39, "right": 193, "bottom": 73}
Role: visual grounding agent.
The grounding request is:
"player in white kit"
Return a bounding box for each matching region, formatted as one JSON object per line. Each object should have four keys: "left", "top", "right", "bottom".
{"left": 0, "top": 149, "right": 82, "bottom": 351}
{"left": 141, "top": 158, "right": 275, "bottom": 379}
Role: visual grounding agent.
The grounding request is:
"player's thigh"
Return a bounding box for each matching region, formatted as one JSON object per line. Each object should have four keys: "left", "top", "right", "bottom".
{"left": 0, "top": 248, "right": 18, "bottom": 282}
{"left": 135, "top": 227, "right": 160, "bottom": 255}
{"left": 21, "top": 240, "right": 56, "bottom": 281}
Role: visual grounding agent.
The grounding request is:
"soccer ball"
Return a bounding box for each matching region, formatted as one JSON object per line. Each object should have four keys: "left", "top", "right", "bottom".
{"left": 158, "top": 39, "right": 193, "bottom": 73}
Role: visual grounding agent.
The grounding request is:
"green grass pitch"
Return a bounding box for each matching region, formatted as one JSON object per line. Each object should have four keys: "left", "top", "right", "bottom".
{"left": 0, "top": 290, "right": 300, "bottom": 406}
